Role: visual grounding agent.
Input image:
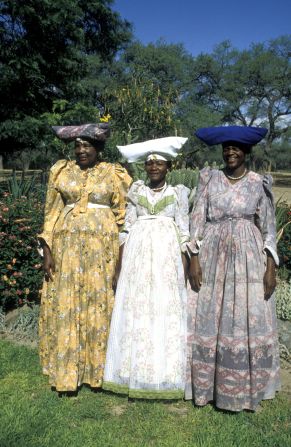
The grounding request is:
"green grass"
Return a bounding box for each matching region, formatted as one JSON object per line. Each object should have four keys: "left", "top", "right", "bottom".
{"left": 0, "top": 340, "right": 290, "bottom": 447}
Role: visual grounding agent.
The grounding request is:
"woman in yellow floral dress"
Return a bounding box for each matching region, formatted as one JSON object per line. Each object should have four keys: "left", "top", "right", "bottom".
{"left": 38, "top": 124, "right": 131, "bottom": 392}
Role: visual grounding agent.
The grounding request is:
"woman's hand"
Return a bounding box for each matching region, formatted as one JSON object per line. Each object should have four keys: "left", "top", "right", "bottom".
{"left": 181, "top": 253, "right": 189, "bottom": 285}
{"left": 42, "top": 244, "right": 55, "bottom": 282}
{"left": 188, "top": 254, "right": 202, "bottom": 292}
{"left": 264, "top": 255, "right": 276, "bottom": 300}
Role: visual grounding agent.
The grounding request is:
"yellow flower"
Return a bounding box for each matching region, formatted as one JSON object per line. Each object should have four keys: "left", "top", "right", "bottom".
{"left": 24, "top": 288, "right": 30, "bottom": 295}
{"left": 7, "top": 264, "right": 13, "bottom": 270}
{"left": 12, "top": 258, "right": 17, "bottom": 264}
{"left": 100, "top": 113, "right": 112, "bottom": 123}
{"left": 2, "top": 275, "right": 8, "bottom": 281}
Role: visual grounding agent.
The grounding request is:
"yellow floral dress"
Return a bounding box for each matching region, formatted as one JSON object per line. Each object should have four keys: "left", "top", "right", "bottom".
{"left": 38, "top": 159, "right": 131, "bottom": 391}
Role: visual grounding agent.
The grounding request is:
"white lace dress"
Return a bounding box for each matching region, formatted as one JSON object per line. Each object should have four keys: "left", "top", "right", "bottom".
{"left": 103, "top": 181, "right": 190, "bottom": 399}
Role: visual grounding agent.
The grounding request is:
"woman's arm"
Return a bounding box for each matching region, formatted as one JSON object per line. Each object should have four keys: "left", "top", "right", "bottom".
{"left": 256, "top": 175, "right": 279, "bottom": 299}
{"left": 187, "top": 168, "right": 211, "bottom": 291}
{"left": 38, "top": 160, "right": 67, "bottom": 281}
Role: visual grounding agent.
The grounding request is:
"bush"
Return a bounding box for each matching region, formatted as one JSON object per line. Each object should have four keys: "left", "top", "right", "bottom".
{"left": 276, "top": 280, "right": 291, "bottom": 321}
{"left": 0, "top": 192, "right": 44, "bottom": 310}
{"left": 276, "top": 200, "right": 291, "bottom": 278}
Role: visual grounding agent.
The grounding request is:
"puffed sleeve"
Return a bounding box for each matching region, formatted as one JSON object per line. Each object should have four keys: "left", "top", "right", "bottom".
{"left": 256, "top": 174, "right": 279, "bottom": 266}
{"left": 174, "top": 185, "right": 190, "bottom": 253}
{"left": 37, "top": 159, "right": 67, "bottom": 250}
{"left": 119, "top": 181, "right": 143, "bottom": 245}
{"left": 111, "top": 163, "right": 132, "bottom": 228}
{"left": 187, "top": 167, "right": 212, "bottom": 255}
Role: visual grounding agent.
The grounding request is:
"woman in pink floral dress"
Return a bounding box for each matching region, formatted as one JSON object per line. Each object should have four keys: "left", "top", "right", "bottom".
{"left": 186, "top": 126, "right": 280, "bottom": 412}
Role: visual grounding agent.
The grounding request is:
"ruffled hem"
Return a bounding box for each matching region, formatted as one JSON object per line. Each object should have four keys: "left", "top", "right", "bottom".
{"left": 102, "top": 381, "right": 184, "bottom": 400}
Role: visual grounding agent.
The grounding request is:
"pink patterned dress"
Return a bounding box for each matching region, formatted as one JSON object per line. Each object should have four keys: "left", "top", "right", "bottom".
{"left": 186, "top": 167, "right": 280, "bottom": 411}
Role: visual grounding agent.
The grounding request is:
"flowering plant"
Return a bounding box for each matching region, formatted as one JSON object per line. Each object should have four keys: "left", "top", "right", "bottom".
{"left": 0, "top": 192, "right": 44, "bottom": 310}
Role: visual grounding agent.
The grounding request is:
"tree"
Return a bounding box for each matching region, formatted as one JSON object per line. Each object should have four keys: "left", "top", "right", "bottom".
{"left": 101, "top": 76, "right": 181, "bottom": 162}
{"left": 190, "top": 37, "right": 291, "bottom": 168}
{"left": 0, "top": 0, "right": 132, "bottom": 167}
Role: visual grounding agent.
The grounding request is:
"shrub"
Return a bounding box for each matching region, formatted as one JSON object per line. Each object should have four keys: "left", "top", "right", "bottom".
{"left": 8, "top": 304, "right": 40, "bottom": 341}
{"left": 276, "top": 280, "right": 291, "bottom": 321}
{"left": 276, "top": 200, "right": 291, "bottom": 277}
{"left": 0, "top": 192, "right": 44, "bottom": 310}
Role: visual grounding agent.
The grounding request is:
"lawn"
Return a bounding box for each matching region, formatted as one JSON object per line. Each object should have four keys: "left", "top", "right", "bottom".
{"left": 0, "top": 340, "right": 290, "bottom": 447}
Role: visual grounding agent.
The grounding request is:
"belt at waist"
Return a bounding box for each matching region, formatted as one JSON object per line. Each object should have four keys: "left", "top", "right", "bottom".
{"left": 65, "top": 203, "right": 110, "bottom": 209}
{"left": 137, "top": 215, "right": 174, "bottom": 221}
{"left": 207, "top": 215, "right": 254, "bottom": 224}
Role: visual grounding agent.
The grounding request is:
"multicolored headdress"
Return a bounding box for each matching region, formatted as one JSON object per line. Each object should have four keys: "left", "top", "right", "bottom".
{"left": 52, "top": 123, "right": 110, "bottom": 143}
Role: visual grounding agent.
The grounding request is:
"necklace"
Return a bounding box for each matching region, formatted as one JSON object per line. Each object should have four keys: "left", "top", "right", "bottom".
{"left": 225, "top": 169, "right": 247, "bottom": 181}
{"left": 150, "top": 183, "right": 166, "bottom": 192}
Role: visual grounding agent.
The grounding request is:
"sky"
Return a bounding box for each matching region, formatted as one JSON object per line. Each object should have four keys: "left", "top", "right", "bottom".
{"left": 113, "top": 0, "right": 291, "bottom": 56}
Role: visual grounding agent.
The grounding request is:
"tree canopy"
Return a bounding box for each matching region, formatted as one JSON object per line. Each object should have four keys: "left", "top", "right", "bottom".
{"left": 0, "top": 1, "right": 290, "bottom": 171}
{"left": 0, "top": 0, "right": 131, "bottom": 166}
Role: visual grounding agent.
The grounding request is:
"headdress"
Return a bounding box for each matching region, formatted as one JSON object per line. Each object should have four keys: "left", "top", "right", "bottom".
{"left": 195, "top": 126, "right": 267, "bottom": 146}
{"left": 117, "top": 136, "right": 188, "bottom": 163}
{"left": 52, "top": 123, "right": 110, "bottom": 142}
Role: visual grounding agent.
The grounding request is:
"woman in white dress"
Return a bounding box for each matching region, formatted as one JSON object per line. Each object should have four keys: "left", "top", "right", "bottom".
{"left": 103, "top": 137, "right": 189, "bottom": 399}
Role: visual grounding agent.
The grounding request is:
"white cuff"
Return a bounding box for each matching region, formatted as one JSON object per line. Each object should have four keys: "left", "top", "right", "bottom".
{"left": 264, "top": 245, "right": 279, "bottom": 267}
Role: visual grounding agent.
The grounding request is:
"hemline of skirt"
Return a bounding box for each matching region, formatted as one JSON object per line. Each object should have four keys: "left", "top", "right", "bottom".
{"left": 102, "top": 381, "right": 184, "bottom": 400}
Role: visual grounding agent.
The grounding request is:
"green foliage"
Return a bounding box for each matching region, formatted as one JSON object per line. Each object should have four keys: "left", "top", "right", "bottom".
{"left": 127, "top": 163, "right": 148, "bottom": 182}
{"left": 0, "top": 0, "right": 131, "bottom": 160}
{"left": 104, "top": 77, "right": 181, "bottom": 148}
{"left": 276, "top": 200, "right": 291, "bottom": 276}
{"left": 191, "top": 37, "right": 291, "bottom": 167}
{"left": 0, "top": 192, "right": 44, "bottom": 310}
{"left": 119, "top": 41, "right": 194, "bottom": 96}
{"left": 3, "top": 171, "right": 38, "bottom": 199}
{"left": 7, "top": 305, "right": 40, "bottom": 341}
{"left": 0, "top": 306, "right": 5, "bottom": 332}
{"left": 276, "top": 281, "right": 291, "bottom": 321}
{"left": 166, "top": 168, "right": 199, "bottom": 189}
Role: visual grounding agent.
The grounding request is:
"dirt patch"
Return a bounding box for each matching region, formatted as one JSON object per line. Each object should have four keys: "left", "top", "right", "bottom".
{"left": 110, "top": 404, "right": 127, "bottom": 416}
{"left": 166, "top": 404, "right": 189, "bottom": 416}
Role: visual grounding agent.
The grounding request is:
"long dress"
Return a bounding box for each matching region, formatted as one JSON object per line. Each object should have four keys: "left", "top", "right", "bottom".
{"left": 186, "top": 167, "right": 281, "bottom": 411}
{"left": 38, "top": 159, "right": 131, "bottom": 391}
{"left": 103, "top": 181, "right": 190, "bottom": 399}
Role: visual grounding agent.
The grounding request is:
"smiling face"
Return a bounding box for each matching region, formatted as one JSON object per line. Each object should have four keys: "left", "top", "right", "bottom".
{"left": 75, "top": 139, "right": 99, "bottom": 168}
{"left": 222, "top": 142, "right": 249, "bottom": 171}
{"left": 144, "top": 159, "right": 168, "bottom": 184}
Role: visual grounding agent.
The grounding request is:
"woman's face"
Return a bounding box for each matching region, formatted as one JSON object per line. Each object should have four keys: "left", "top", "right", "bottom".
{"left": 145, "top": 160, "right": 168, "bottom": 183}
{"left": 222, "top": 143, "right": 246, "bottom": 170}
{"left": 75, "top": 139, "right": 98, "bottom": 168}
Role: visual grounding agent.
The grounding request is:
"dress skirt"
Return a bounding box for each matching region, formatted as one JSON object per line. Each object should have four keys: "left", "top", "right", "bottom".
{"left": 186, "top": 217, "right": 281, "bottom": 411}
{"left": 39, "top": 208, "right": 118, "bottom": 391}
{"left": 103, "top": 216, "right": 187, "bottom": 399}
